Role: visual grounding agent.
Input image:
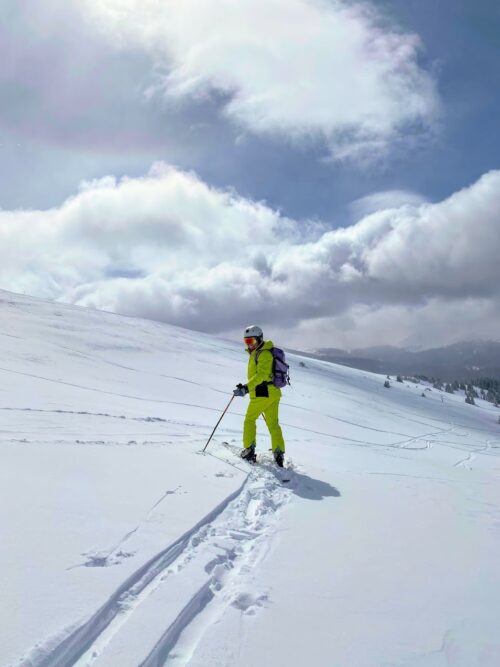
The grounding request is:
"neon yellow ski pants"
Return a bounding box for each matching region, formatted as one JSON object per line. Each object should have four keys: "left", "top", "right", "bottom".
{"left": 243, "top": 395, "right": 285, "bottom": 452}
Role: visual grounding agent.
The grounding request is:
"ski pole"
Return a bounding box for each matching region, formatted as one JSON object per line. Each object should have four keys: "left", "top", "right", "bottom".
{"left": 202, "top": 394, "right": 236, "bottom": 453}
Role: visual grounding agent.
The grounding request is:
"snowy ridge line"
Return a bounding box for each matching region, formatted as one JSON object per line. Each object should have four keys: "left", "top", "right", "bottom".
{"left": 22, "top": 478, "right": 249, "bottom": 667}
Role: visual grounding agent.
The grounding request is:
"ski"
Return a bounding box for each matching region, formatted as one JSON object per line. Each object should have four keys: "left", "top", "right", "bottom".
{"left": 221, "top": 442, "right": 291, "bottom": 483}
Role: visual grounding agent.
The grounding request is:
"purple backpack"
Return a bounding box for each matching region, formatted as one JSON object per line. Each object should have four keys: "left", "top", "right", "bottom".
{"left": 256, "top": 347, "right": 290, "bottom": 388}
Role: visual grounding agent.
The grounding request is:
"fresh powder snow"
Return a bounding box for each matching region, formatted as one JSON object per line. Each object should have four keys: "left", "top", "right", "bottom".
{"left": 1, "top": 290, "right": 499, "bottom": 666}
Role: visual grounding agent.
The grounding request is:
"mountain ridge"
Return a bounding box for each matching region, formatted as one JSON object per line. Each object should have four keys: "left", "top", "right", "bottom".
{"left": 297, "top": 339, "right": 500, "bottom": 380}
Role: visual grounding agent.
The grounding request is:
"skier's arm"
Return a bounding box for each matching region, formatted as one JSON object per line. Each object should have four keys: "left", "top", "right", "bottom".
{"left": 247, "top": 350, "right": 273, "bottom": 391}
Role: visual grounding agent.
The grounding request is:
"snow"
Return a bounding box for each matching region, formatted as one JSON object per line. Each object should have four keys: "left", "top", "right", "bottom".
{"left": 1, "top": 289, "right": 500, "bottom": 666}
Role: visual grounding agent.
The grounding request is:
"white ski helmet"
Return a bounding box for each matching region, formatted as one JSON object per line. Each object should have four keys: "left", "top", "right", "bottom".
{"left": 244, "top": 325, "right": 263, "bottom": 340}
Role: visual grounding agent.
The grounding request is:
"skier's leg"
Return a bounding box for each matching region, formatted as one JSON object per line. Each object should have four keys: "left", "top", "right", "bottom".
{"left": 243, "top": 398, "right": 267, "bottom": 449}
{"left": 264, "top": 397, "right": 285, "bottom": 453}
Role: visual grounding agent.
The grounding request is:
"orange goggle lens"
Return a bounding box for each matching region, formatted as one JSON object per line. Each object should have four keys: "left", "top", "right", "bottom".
{"left": 244, "top": 337, "right": 256, "bottom": 346}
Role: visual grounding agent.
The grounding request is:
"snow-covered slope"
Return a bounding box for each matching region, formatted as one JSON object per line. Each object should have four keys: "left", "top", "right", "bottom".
{"left": 1, "top": 290, "right": 500, "bottom": 667}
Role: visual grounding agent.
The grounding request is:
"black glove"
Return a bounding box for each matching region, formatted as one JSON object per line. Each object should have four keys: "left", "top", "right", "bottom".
{"left": 233, "top": 383, "right": 249, "bottom": 397}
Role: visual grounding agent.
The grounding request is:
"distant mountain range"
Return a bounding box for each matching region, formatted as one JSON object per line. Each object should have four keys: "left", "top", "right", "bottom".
{"left": 294, "top": 340, "right": 500, "bottom": 381}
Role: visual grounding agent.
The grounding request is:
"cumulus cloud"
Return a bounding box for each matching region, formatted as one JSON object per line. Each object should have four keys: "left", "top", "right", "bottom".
{"left": 79, "top": 0, "right": 440, "bottom": 162}
{"left": 1, "top": 164, "right": 500, "bottom": 346}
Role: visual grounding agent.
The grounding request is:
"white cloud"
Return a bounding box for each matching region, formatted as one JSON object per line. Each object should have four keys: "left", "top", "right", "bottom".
{"left": 80, "top": 0, "right": 440, "bottom": 161}
{"left": 273, "top": 298, "right": 500, "bottom": 350}
{"left": 349, "top": 190, "right": 429, "bottom": 219}
{"left": 2, "top": 165, "right": 500, "bottom": 346}
{"left": 362, "top": 172, "right": 500, "bottom": 295}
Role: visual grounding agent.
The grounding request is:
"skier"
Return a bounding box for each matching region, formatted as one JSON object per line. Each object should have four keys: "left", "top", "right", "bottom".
{"left": 233, "top": 325, "right": 286, "bottom": 467}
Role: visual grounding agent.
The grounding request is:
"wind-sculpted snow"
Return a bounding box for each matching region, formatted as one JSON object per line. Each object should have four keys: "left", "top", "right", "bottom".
{"left": 2, "top": 289, "right": 500, "bottom": 666}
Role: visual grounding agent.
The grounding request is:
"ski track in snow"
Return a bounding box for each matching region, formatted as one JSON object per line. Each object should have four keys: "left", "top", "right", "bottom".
{"left": 0, "top": 366, "right": 227, "bottom": 411}
{"left": 0, "top": 407, "right": 170, "bottom": 423}
{"left": 19, "top": 448, "right": 292, "bottom": 667}
{"left": 453, "top": 440, "right": 491, "bottom": 469}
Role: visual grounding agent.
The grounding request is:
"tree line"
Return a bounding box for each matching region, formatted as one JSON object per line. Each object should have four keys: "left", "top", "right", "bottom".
{"left": 394, "top": 375, "right": 500, "bottom": 408}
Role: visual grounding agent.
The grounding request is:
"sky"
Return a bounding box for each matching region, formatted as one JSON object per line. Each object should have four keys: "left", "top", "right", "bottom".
{"left": 1, "top": 0, "right": 500, "bottom": 350}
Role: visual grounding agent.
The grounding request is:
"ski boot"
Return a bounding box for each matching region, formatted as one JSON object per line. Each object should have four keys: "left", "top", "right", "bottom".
{"left": 273, "top": 449, "right": 284, "bottom": 468}
{"left": 241, "top": 444, "right": 257, "bottom": 463}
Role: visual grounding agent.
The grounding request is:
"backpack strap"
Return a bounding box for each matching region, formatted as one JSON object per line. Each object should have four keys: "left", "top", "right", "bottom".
{"left": 254, "top": 343, "right": 268, "bottom": 365}
{"left": 255, "top": 346, "right": 275, "bottom": 385}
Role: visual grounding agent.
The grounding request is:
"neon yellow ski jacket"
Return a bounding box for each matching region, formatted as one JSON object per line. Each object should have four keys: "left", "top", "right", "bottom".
{"left": 246, "top": 340, "right": 281, "bottom": 400}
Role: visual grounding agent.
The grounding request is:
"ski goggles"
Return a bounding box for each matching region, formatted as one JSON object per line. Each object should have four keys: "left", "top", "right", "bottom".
{"left": 244, "top": 336, "right": 257, "bottom": 347}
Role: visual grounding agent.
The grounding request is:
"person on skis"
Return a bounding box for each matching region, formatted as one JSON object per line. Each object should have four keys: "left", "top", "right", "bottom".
{"left": 233, "top": 325, "right": 286, "bottom": 467}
